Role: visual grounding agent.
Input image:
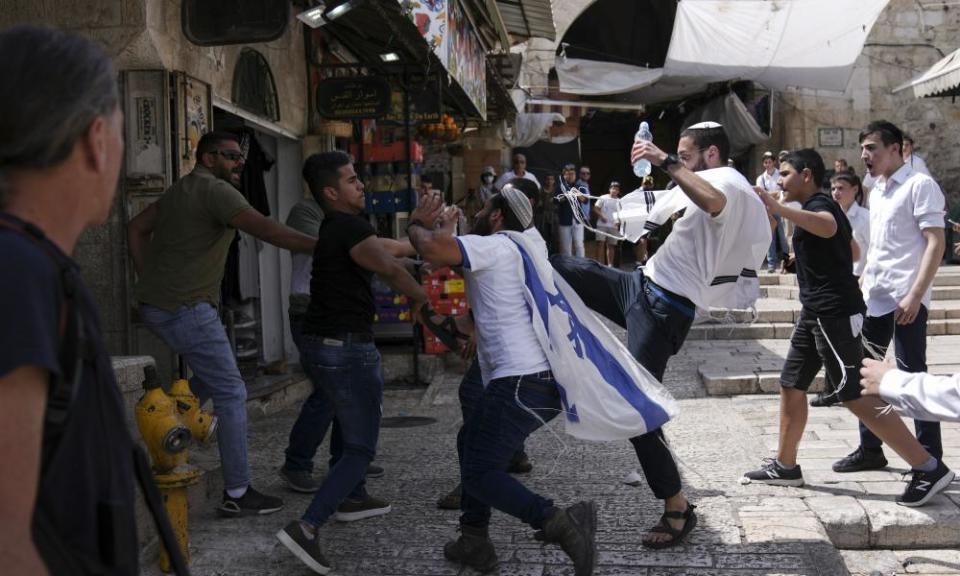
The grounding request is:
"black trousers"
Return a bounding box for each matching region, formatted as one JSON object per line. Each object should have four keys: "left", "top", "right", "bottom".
{"left": 550, "top": 255, "right": 694, "bottom": 499}
{"left": 858, "top": 307, "right": 942, "bottom": 459}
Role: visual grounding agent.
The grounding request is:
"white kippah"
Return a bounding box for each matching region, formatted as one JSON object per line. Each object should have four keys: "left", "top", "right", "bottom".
{"left": 687, "top": 121, "right": 722, "bottom": 130}
{"left": 500, "top": 184, "right": 534, "bottom": 229}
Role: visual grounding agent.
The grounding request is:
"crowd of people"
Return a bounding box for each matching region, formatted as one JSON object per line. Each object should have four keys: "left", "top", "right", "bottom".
{"left": 6, "top": 25, "right": 960, "bottom": 576}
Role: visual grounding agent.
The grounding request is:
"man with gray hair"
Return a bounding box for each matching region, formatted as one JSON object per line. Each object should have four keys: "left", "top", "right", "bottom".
{"left": 0, "top": 25, "right": 156, "bottom": 574}
{"left": 407, "top": 178, "right": 597, "bottom": 576}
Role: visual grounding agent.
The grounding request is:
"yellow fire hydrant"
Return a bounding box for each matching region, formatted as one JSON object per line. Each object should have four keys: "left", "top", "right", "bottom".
{"left": 136, "top": 365, "right": 218, "bottom": 572}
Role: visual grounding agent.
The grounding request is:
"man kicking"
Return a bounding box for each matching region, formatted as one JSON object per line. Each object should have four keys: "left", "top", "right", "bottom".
{"left": 409, "top": 179, "right": 597, "bottom": 575}
{"left": 742, "top": 149, "right": 953, "bottom": 506}
{"left": 550, "top": 122, "right": 771, "bottom": 548}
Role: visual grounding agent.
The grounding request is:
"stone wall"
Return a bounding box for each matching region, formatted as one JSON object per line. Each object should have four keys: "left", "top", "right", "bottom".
{"left": 777, "top": 0, "right": 960, "bottom": 204}
{"left": 2, "top": 0, "right": 308, "bottom": 355}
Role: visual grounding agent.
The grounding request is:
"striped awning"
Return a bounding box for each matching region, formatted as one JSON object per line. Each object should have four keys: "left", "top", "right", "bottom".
{"left": 893, "top": 47, "right": 960, "bottom": 99}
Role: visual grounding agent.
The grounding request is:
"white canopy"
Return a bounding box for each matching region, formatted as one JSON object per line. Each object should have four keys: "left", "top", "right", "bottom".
{"left": 557, "top": 0, "right": 890, "bottom": 101}
{"left": 893, "top": 47, "right": 960, "bottom": 99}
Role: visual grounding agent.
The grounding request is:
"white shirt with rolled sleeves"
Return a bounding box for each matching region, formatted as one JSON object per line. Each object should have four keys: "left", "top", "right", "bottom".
{"left": 845, "top": 202, "right": 870, "bottom": 277}
{"left": 860, "top": 163, "right": 945, "bottom": 317}
{"left": 880, "top": 369, "right": 960, "bottom": 422}
{"left": 455, "top": 228, "right": 550, "bottom": 385}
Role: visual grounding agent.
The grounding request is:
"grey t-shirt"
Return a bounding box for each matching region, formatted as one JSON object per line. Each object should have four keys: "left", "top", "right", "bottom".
{"left": 286, "top": 198, "right": 323, "bottom": 316}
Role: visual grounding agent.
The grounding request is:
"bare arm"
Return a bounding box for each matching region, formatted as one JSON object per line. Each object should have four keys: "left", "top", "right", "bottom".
{"left": 756, "top": 191, "right": 837, "bottom": 239}
{"left": 379, "top": 238, "right": 417, "bottom": 258}
{"left": 349, "top": 237, "right": 427, "bottom": 309}
{"left": 127, "top": 202, "right": 159, "bottom": 276}
{"left": 406, "top": 192, "right": 464, "bottom": 267}
{"left": 230, "top": 208, "right": 316, "bottom": 254}
{"left": 632, "top": 141, "right": 726, "bottom": 215}
{"left": 896, "top": 227, "right": 945, "bottom": 325}
{"left": 851, "top": 238, "right": 860, "bottom": 263}
{"left": 0, "top": 366, "right": 51, "bottom": 576}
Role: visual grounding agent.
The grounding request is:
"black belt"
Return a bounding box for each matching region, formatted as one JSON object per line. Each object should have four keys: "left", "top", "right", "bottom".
{"left": 518, "top": 371, "right": 558, "bottom": 397}
{"left": 313, "top": 332, "right": 374, "bottom": 345}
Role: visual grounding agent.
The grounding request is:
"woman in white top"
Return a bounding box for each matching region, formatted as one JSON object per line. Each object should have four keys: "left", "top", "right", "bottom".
{"left": 592, "top": 181, "right": 622, "bottom": 266}
{"left": 830, "top": 172, "right": 870, "bottom": 278}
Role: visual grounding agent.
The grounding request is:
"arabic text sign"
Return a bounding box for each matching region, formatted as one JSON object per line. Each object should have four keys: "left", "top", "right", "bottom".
{"left": 317, "top": 77, "right": 391, "bottom": 120}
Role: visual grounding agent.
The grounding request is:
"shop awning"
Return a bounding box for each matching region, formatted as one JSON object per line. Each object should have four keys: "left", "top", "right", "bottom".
{"left": 496, "top": 0, "right": 556, "bottom": 42}
{"left": 557, "top": 0, "right": 890, "bottom": 102}
{"left": 893, "top": 47, "right": 960, "bottom": 98}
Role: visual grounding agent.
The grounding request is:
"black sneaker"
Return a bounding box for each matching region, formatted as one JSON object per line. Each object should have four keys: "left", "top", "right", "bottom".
{"left": 279, "top": 467, "right": 321, "bottom": 493}
{"left": 437, "top": 483, "right": 462, "bottom": 510}
{"left": 897, "top": 461, "right": 955, "bottom": 507}
{"left": 218, "top": 486, "right": 284, "bottom": 517}
{"left": 366, "top": 463, "right": 385, "bottom": 478}
{"left": 507, "top": 452, "right": 533, "bottom": 474}
{"left": 832, "top": 447, "right": 888, "bottom": 473}
{"left": 333, "top": 493, "right": 391, "bottom": 522}
{"left": 535, "top": 501, "right": 597, "bottom": 576}
{"left": 443, "top": 524, "right": 498, "bottom": 573}
{"left": 810, "top": 393, "right": 839, "bottom": 408}
{"left": 741, "top": 458, "right": 804, "bottom": 487}
{"left": 276, "top": 520, "right": 331, "bottom": 574}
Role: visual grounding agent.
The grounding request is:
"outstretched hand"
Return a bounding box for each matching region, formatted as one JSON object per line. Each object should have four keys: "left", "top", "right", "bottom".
{"left": 410, "top": 190, "right": 445, "bottom": 229}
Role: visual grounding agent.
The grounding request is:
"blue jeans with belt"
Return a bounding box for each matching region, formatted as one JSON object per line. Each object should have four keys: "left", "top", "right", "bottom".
{"left": 284, "top": 314, "right": 344, "bottom": 474}
{"left": 300, "top": 335, "right": 382, "bottom": 527}
{"left": 460, "top": 374, "right": 560, "bottom": 529}
{"left": 549, "top": 255, "right": 694, "bottom": 499}
{"left": 140, "top": 302, "right": 250, "bottom": 491}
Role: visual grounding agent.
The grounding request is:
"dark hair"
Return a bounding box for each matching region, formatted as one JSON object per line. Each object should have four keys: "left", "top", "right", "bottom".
{"left": 489, "top": 192, "right": 530, "bottom": 232}
{"left": 561, "top": 162, "right": 576, "bottom": 172}
{"left": 0, "top": 26, "right": 119, "bottom": 197}
{"left": 679, "top": 125, "right": 730, "bottom": 163}
{"left": 302, "top": 151, "right": 352, "bottom": 206}
{"left": 421, "top": 174, "right": 434, "bottom": 185}
{"left": 783, "top": 148, "right": 825, "bottom": 189}
{"left": 196, "top": 131, "right": 241, "bottom": 162}
{"left": 858, "top": 120, "right": 903, "bottom": 153}
{"left": 831, "top": 171, "right": 864, "bottom": 205}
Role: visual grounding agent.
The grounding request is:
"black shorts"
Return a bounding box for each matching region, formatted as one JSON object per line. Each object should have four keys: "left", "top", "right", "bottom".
{"left": 780, "top": 310, "right": 864, "bottom": 402}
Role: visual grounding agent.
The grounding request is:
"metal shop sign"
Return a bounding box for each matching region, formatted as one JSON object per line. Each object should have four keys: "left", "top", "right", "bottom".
{"left": 316, "top": 77, "right": 391, "bottom": 119}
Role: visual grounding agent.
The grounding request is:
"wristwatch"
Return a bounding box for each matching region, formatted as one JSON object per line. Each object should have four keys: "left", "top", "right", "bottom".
{"left": 660, "top": 153, "right": 680, "bottom": 173}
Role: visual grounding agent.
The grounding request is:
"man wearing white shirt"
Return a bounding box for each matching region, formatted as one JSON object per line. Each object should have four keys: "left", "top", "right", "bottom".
{"left": 494, "top": 152, "right": 540, "bottom": 191}
{"left": 902, "top": 135, "right": 932, "bottom": 178}
{"left": 832, "top": 121, "right": 947, "bottom": 474}
{"left": 756, "top": 151, "right": 788, "bottom": 272}
{"left": 863, "top": 359, "right": 960, "bottom": 423}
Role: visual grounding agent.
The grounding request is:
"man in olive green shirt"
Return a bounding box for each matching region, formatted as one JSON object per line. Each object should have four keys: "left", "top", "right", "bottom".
{"left": 128, "top": 131, "right": 315, "bottom": 517}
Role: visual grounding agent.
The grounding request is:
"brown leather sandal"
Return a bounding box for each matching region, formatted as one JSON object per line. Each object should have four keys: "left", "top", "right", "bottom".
{"left": 641, "top": 503, "right": 697, "bottom": 550}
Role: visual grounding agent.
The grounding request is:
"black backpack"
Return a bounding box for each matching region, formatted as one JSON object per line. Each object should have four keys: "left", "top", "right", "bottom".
{"left": 0, "top": 215, "right": 190, "bottom": 576}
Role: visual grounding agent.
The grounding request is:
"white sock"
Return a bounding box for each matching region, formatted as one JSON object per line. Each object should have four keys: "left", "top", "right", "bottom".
{"left": 776, "top": 459, "right": 797, "bottom": 470}
{"left": 916, "top": 456, "right": 938, "bottom": 473}
{"left": 226, "top": 486, "right": 248, "bottom": 499}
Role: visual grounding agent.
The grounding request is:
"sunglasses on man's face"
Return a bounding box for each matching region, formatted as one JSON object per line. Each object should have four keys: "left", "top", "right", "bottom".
{"left": 216, "top": 149, "right": 244, "bottom": 162}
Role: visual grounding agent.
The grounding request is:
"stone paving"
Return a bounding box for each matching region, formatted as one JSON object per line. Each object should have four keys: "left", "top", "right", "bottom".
{"left": 140, "top": 268, "right": 960, "bottom": 576}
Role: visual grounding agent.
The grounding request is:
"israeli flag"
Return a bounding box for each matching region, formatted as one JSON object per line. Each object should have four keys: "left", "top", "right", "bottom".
{"left": 501, "top": 230, "right": 679, "bottom": 441}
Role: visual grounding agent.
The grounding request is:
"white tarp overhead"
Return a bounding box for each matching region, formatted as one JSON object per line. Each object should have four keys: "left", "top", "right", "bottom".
{"left": 556, "top": 58, "right": 664, "bottom": 96}
{"left": 556, "top": 0, "right": 890, "bottom": 98}
{"left": 893, "top": 47, "right": 960, "bottom": 98}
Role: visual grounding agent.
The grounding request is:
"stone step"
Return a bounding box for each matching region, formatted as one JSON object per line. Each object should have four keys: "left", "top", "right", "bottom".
{"left": 713, "top": 299, "right": 960, "bottom": 324}
{"left": 760, "top": 285, "right": 960, "bottom": 301}
{"left": 692, "top": 318, "right": 960, "bottom": 340}
{"left": 759, "top": 266, "right": 960, "bottom": 287}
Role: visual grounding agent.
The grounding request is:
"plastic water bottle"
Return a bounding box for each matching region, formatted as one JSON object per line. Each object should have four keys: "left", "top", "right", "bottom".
{"left": 632, "top": 121, "right": 653, "bottom": 178}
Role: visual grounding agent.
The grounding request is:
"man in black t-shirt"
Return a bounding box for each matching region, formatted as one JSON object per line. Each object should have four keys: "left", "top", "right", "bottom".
{"left": 743, "top": 149, "right": 953, "bottom": 507}
{"left": 276, "top": 152, "right": 428, "bottom": 575}
{"left": 0, "top": 26, "right": 141, "bottom": 574}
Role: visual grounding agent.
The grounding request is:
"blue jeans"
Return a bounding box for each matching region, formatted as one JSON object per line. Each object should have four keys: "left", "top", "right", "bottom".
{"left": 284, "top": 314, "right": 342, "bottom": 474}
{"left": 767, "top": 215, "right": 788, "bottom": 270}
{"left": 300, "top": 336, "right": 382, "bottom": 527}
{"left": 139, "top": 303, "right": 250, "bottom": 490}
{"left": 858, "top": 307, "right": 942, "bottom": 459}
{"left": 550, "top": 255, "right": 693, "bottom": 499}
{"left": 457, "top": 359, "right": 527, "bottom": 466}
{"left": 460, "top": 374, "right": 560, "bottom": 529}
